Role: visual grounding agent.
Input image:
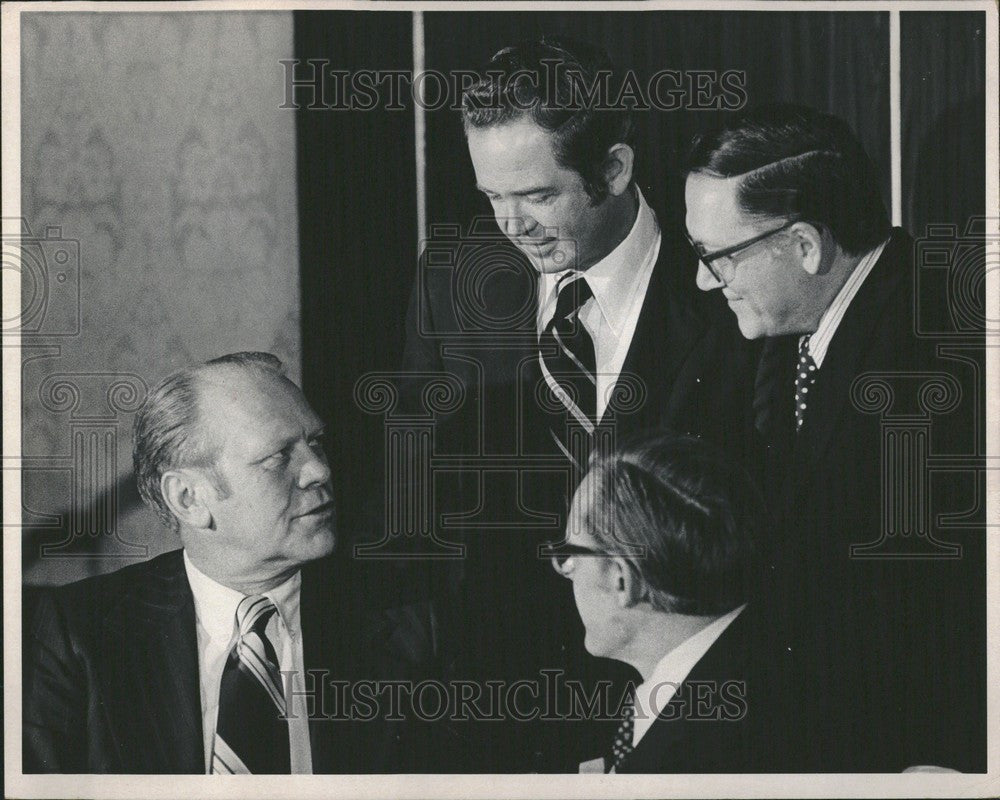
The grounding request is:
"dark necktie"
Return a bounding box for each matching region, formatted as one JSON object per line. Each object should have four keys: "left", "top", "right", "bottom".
{"left": 537, "top": 274, "right": 597, "bottom": 468}
{"left": 606, "top": 695, "right": 635, "bottom": 772}
{"left": 211, "top": 595, "right": 290, "bottom": 774}
{"left": 795, "top": 335, "right": 818, "bottom": 430}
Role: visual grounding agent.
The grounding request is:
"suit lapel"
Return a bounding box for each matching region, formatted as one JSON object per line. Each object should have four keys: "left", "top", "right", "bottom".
{"left": 299, "top": 560, "right": 338, "bottom": 771}
{"left": 103, "top": 550, "right": 203, "bottom": 773}
{"left": 795, "top": 231, "right": 911, "bottom": 468}
{"left": 610, "top": 237, "right": 706, "bottom": 431}
{"left": 623, "top": 611, "right": 750, "bottom": 773}
{"left": 299, "top": 560, "right": 400, "bottom": 773}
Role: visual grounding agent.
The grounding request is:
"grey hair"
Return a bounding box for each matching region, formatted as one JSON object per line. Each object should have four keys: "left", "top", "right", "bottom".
{"left": 132, "top": 352, "right": 284, "bottom": 531}
{"left": 581, "top": 432, "right": 763, "bottom": 616}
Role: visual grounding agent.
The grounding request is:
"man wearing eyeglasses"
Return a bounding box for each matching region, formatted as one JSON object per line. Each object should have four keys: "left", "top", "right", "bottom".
{"left": 551, "top": 432, "right": 807, "bottom": 772}
{"left": 400, "top": 38, "right": 759, "bottom": 772}
{"left": 681, "top": 104, "right": 985, "bottom": 771}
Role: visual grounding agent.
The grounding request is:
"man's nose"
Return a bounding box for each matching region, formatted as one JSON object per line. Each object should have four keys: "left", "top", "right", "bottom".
{"left": 498, "top": 201, "right": 533, "bottom": 238}
{"left": 696, "top": 259, "right": 725, "bottom": 291}
{"left": 298, "top": 445, "right": 332, "bottom": 489}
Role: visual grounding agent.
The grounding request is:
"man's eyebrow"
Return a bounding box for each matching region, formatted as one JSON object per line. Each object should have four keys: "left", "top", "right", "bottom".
{"left": 249, "top": 426, "right": 323, "bottom": 464}
{"left": 476, "top": 184, "right": 555, "bottom": 196}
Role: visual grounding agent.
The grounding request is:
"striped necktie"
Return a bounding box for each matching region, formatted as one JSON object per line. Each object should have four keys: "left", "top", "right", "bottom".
{"left": 538, "top": 274, "right": 597, "bottom": 468}
{"left": 211, "top": 595, "right": 290, "bottom": 774}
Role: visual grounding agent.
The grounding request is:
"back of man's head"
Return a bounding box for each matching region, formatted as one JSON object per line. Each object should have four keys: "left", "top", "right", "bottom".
{"left": 133, "top": 351, "right": 285, "bottom": 531}
{"left": 461, "top": 36, "right": 634, "bottom": 202}
{"left": 584, "top": 432, "right": 765, "bottom": 616}
{"left": 684, "top": 103, "right": 890, "bottom": 255}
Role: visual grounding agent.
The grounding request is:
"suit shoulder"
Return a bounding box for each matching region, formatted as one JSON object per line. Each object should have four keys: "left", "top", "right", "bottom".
{"left": 33, "top": 550, "right": 185, "bottom": 630}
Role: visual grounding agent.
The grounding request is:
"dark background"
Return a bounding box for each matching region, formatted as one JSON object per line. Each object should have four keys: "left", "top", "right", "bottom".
{"left": 293, "top": 10, "right": 987, "bottom": 549}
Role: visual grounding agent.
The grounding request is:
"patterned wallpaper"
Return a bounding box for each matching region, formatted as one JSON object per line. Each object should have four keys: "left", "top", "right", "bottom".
{"left": 20, "top": 12, "right": 301, "bottom": 584}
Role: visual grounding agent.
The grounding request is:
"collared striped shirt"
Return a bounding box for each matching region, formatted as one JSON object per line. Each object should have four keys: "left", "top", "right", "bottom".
{"left": 802, "top": 238, "right": 889, "bottom": 368}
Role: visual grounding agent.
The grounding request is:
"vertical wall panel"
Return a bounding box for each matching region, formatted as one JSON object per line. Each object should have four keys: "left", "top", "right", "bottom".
{"left": 294, "top": 12, "right": 417, "bottom": 553}
{"left": 901, "top": 12, "right": 986, "bottom": 237}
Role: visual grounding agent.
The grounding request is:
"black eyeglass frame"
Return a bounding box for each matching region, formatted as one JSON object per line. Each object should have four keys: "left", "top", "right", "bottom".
{"left": 544, "top": 542, "right": 606, "bottom": 575}
{"left": 685, "top": 218, "right": 803, "bottom": 284}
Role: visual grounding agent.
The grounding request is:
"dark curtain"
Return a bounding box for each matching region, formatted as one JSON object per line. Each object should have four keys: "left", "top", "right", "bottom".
{"left": 902, "top": 11, "right": 986, "bottom": 236}
{"left": 294, "top": 12, "right": 417, "bottom": 551}
{"left": 293, "top": 8, "right": 986, "bottom": 547}
{"left": 422, "top": 11, "right": 890, "bottom": 236}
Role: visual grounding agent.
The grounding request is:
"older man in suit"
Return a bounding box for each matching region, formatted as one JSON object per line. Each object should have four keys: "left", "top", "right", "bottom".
{"left": 400, "top": 37, "right": 755, "bottom": 772}
{"left": 554, "top": 432, "right": 805, "bottom": 772}
{"left": 24, "top": 352, "right": 440, "bottom": 774}
{"left": 683, "top": 103, "right": 985, "bottom": 771}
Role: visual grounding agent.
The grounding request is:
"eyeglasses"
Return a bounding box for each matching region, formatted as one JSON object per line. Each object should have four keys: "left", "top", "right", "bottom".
{"left": 685, "top": 219, "right": 801, "bottom": 285}
{"left": 545, "top": 542, "right": 605, "bottom": 577}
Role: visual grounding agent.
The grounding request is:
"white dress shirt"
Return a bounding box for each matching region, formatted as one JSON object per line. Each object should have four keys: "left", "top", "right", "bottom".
{"left": 183, "top": 551, "right": 313, "bottom": 774}
{"left": 538, "top": 187, "right": 661, "bottom": 422}
{"left": 631, "top": 604, "right": 746, "bottom": 747}
{"left": 801, "top": 238, "right": 889, "bottom": 368}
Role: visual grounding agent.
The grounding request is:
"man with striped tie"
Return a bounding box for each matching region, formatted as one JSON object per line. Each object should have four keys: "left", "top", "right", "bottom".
{"left": 683, "top": 104, "right": 985, "bottom": 771}
{"left": 401, "top": 38, "right": 756, "bottom": 771}
{"left": 24, "top": 352, "right": 441, "bottom": 773}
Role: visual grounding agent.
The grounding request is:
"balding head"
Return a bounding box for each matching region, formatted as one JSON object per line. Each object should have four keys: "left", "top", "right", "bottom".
{"left": 133, "top": 352, "right": 285, "bottom": 531}
{"left": 134, "top": 352, "right": 335, "bottom": 591}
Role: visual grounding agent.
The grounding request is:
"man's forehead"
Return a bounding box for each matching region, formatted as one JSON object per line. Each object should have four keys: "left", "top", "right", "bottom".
{"left": 468, "top": 119, "right": 562, "bottom": 174}
{"left": 684, "top": 174, "right": 754, "bottom": 238}
{"left": 196, "top": 368, "right": 318, "bottom": 439}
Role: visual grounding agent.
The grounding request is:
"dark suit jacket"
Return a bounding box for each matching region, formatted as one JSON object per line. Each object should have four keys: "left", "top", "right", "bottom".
{"left": 23, "top": 549, "right": 444, "bottom": 774}
{"left": 400, "top": 213, "right": 759, "bottom": 771}
{"left": 755, "top": 229, "right": 986, "bottom": 771}
{"left": 403, "top": 213, "right": 756, "bottom": 465}
{"left": 617, "top": 608, "right": 809, "bottom": 773}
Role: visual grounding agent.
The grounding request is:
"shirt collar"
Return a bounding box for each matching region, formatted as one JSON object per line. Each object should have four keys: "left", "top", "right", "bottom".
{"left": 541, "top": 186, "right": 660, "bottom": 336}
{"left": 804, "top": 238, "right": 888, "bottom": 368}
{"left": 183, "top": 550, "right": 302, "bottom": 644}
{"left": 632, "top": 604, "right": 746, "bottom": 741}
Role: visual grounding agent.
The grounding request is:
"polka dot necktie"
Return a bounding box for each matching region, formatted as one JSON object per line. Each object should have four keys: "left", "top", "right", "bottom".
{"left": 607, "top": 695, "right": 635, "bottom": 772}
{"left": 795, "top": 335, "right": 818, "bottom": 430}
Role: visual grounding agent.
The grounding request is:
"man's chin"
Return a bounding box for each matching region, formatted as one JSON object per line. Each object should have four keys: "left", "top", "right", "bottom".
{"left": 302, "top": 530, "right": 336, "bottom": 562}
{"left": 519, "top": 243, "right": 577, "bottom": 273}
{"left": 295, "top": 517, "right": 337, "bottom": 558}
{"left": 733, "top": 309, "right": 767, "bottom": 340}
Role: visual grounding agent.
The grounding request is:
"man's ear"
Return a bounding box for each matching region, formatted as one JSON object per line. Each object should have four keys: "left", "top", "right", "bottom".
{"left": 791, "top": 221, "right": 827, "bottom": 276}
{"left": 161, "top": 469, "right": 213, "bottom": 530}
{"left": 610, "top": 557, "right": 645, "bottom": 608}
{"left": 603, "top": 143, "right": 635, "bottom": 197}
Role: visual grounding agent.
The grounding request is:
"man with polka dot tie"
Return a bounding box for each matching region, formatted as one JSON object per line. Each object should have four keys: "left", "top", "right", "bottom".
{"left": 681, "top": 103, "right": 985, "bottom": 771}
{"left": 555, "top": 433, "right": 807, "bottom": 772}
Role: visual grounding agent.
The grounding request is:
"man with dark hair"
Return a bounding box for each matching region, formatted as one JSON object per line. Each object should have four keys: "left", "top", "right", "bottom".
{"left": 24, "top": 353, "right": 441, "bottom": 774}
{"left": 683, "top": 104, "right": 985, "bottom": 771}
{"left": 401, "top": 38, "right": 755, "bottom": 771}
{"left": 555, "top": 432, "right": 804, "bottom": 772}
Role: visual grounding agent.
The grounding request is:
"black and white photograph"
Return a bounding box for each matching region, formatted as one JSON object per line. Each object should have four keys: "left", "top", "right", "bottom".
{"left": 3, "top": 1, "right": 997, "bottom": 797}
